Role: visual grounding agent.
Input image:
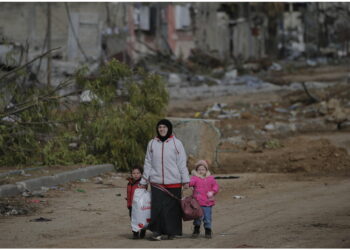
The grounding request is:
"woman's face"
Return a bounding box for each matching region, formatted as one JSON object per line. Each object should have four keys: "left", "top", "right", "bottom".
{"left": 197, "top": 165, "right": 207, "bottom": 176}
{"left": 158, "top": 124, "right": 168, "bottom": 137}
{"left": 132, "top": 169, "right": 142, "bottom": 180}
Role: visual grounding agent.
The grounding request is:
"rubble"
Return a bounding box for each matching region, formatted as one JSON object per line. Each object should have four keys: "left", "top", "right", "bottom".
{"left": 223, "top": 69, "right": 238, "bottom": 83}
{"left": 168, "top": 73, "right": 182, "bottom": 85}
{"left": 269, "top": 62, "right": 282, "bottom": 71}
{"left": 339, "top": 121, "right": 350, "bottom": 131}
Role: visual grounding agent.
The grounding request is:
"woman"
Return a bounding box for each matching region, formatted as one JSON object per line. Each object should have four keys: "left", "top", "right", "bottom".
{"left": 139, "top": 119, "right": 190, "bottom": 240}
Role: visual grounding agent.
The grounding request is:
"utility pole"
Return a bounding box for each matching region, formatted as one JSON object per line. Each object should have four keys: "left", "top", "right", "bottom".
{"left": 47, "top": 2, "right": 52, "bottom": 87}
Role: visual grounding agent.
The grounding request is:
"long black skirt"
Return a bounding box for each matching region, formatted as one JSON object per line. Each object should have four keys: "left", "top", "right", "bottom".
{"left": 148, "top": 186, "right": 182, "bottom": 236}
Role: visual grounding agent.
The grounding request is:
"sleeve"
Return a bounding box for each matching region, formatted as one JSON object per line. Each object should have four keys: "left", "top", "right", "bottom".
{"left": 189, "top": 176, "right": 196, "bottom": 187}
{"left": 211, "top": 178, "right": 219, "bottom": 194}
{"left": 177, "top": 139, "right": 190, "bottom": 183}
{"left": 140, "top": 140, "right": 153, "bottom": 185}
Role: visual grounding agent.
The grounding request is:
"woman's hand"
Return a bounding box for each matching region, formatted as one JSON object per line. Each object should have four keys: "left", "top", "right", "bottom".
{"left": 182, "top": 183, "right": 189, "bottom": 189}
{"left": 138, "top": 184, "right": 148, "bottom": 189}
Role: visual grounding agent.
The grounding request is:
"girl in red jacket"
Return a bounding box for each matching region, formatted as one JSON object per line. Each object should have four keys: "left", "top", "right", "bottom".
{"left": 126, "top": 166, "right": 146, "bottom": 239}
{"left": 189, "top": 160, "right": 219, "bottom": 239}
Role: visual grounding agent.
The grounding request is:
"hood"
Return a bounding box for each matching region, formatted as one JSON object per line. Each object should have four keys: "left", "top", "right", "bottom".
{"left": 191, "top": 169, "right": 211, "bottom": 178}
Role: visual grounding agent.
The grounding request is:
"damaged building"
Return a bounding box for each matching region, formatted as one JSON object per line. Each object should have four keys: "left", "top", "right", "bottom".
{"left": 0, "top": 2, "right": 349, "bottom": 87}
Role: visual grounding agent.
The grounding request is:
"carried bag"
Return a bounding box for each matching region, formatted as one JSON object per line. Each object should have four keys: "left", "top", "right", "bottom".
{"left": 152, "top": 183, "right": 203, "bottom": 221}
{"left": 131, "top": 188, "right": 151, "bottom": 232}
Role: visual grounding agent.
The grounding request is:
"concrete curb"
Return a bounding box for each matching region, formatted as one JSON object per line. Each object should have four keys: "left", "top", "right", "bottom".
{"left": 0, "top": 164, "right": 115, "bottom": 197}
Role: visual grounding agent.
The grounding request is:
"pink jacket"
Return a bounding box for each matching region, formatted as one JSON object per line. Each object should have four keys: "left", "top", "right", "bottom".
{"left": 189, "top": 170, "right": 219, "bottom": 207}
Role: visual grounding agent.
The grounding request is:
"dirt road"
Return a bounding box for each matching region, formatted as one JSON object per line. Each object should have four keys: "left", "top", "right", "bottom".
{"left": 1, "top": 173, "right": 349, "bottom": 248}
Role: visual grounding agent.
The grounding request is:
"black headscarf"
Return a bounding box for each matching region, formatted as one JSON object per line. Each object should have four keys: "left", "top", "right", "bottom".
{"left": 156, "top": 119, "right": 173, "bottom": 142}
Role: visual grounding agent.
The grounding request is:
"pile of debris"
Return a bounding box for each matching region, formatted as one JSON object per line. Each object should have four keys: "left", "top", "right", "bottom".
{"left": 0, "top": 197, "right": 36, "bottom": 216}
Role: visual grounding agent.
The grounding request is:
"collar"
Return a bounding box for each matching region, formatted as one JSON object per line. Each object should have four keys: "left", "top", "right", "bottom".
{"left": 155, "top": 135, "right": 174, "bottom": 143}
{"left": 191, "top": 169, "right": 211, "bottom": 178}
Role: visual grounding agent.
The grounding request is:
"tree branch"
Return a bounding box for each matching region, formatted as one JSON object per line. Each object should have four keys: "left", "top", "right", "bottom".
{"left": 301, "top": 82, "right": 320, "bottom": 103}
{"left": 0, "top": 47, "right": 60, "bottom": 82}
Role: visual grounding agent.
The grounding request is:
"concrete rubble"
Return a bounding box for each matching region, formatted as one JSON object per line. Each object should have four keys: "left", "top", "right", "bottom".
{"left": 0, "top": 164, "right": 114, "bottom": 197}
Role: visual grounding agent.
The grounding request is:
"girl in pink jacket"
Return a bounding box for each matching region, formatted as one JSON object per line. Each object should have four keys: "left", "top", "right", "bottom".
{"left": 189, "top": 160, "right": 219, "bottom": 239}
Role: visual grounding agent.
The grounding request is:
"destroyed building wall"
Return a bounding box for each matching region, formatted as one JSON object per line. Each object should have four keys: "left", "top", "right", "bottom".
{"left": 0, "top": 3, "right": 119, "bottom": 61}
{"left": 1, "top": 2, "right": 348, "bottom": 76}
{"left": 128, "top": 3, "right": 195, "bottom": 62}
{"left": 231, "top": 3, "right": 268, "bottom": 61}
{"left": 0, "top": 2, "right": 128, "bottom": 90}
{"left": 167, "top": 4, "right": 195, "bottom": 60}
{"left": 193, "top": 3, "right": 231, "bottom": 61}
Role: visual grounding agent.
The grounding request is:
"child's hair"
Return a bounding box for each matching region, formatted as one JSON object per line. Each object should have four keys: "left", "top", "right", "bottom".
{"left": 194, "top": 160, "right": 209, "bottom": 171}
{"left": 131, "top": 165, "right": 144, "bottom": 174}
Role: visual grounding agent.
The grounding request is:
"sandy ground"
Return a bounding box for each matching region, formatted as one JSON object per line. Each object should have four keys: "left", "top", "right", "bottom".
{"left": 0, "top": 172, "right": 349, "bottom": 248}
{"left": 1, "top": 64, "right": 349, "bottom": 248}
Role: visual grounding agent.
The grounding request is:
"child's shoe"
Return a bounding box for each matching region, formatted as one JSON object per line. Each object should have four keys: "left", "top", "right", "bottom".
{"left": 191, "top": 225, "right": 200, "bottom": 238}
{"left": 205, "top": 228, "right": 212, "bottom": 239}
{"left": 140, "top": 229, "right": 146, "bottom": 239}
{"left": 132, "top": 231, "right": 139, "bottom": 239}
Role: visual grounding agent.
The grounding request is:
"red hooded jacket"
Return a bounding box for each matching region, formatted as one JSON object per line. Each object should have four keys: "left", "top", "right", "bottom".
{"left": 126, "top": 177, "right": 141, "bottom": 208}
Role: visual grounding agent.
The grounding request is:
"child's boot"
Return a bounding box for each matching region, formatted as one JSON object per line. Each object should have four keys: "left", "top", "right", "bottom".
{"left": 140, "top": 229, "right": 146, "bottom": 239}
{"left": 205, "top": 228, "right": 212, "bottom": 239}
{"left": 191, "top": 225, "right": 200, "bottom": 238}
{"left": 132, "top": 231, "right": 139, "bottom": 239}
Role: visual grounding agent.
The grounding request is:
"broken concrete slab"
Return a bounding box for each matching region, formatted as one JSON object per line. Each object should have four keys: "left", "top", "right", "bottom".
{"left": 0, "top": 164, "right": 115, "bottom": 197}
{"left": 168, "top": 73, "right": 182, "bottom": 86}
{"left": 169, "top": 117, "right": 221, "bottom": 169}
{"left": 0, "top": 184, "right": 20, "bottom": 197}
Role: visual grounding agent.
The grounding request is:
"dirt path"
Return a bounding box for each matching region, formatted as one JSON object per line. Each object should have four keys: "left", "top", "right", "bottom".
{"left": 0, "top": 173, "right": 349, "bottom": 248}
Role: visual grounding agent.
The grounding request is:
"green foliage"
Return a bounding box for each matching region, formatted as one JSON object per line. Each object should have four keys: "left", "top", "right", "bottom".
{"left": 72, "top": 60, "right": 168, "bottom": 170}
{"left": 264, "top": 139, "right": 283, "bottom": 149}
{"left": 0, "top": 58, "right": 168, "bottom": 171}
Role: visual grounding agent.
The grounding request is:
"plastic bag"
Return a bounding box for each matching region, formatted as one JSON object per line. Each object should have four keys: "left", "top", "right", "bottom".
{"left": 131, "top": 188, "right": 151, "bottom": 232}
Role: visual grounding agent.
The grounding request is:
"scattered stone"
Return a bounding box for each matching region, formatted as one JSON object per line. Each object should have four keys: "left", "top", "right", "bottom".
{"left": 264, "top": 123, "right": 275, "bottom": 131}
{"left": 318, "top": 101, "right": 328, "bottom": 115}
{"left": 94, "top": 177, "right": 103, "bottom": 184}
{"left": 233, "top": 195, "right": 245, "bottom": 199}
{"left": 269, "top": 62, "right": 282, "bottom": 71}
{"left": 224, "top": 69, "right": 238, "bottom": 80}
{"left": 20, "top": 170, "right": 31, "bottom": 177}
{"left": 306, "top": 59, "right": 317, "bottom": 67}
{"left": 168, "top": 73, "right": 182, "bottom": 85}
{"left": 246, "top": 140, "right": 258, "bottom": 149}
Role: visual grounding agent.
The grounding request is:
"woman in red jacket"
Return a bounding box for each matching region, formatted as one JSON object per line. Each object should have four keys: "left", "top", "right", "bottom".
{"left": 126, "top": 166, "right": 146, "bottom": 239}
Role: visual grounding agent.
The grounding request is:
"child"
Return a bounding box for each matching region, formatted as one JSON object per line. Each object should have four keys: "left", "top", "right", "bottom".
{"left": 189, "top": 160, "right": 219, "bottom": 239}
{"left": 126, "top": 166, "right": 146, "bottom": 239}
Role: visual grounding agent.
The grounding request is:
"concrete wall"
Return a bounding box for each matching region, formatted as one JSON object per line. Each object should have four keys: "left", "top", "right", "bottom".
{"left": 170, "top": 118, "right": 221, "bottom": 169}
{"left": 0, "top": 3, "right": 126, "bottom": 62}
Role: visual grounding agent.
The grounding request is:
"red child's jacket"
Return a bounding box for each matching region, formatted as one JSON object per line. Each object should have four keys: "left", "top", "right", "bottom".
{"left": 126, "top": 177, "right": 141, "bottom": 208}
